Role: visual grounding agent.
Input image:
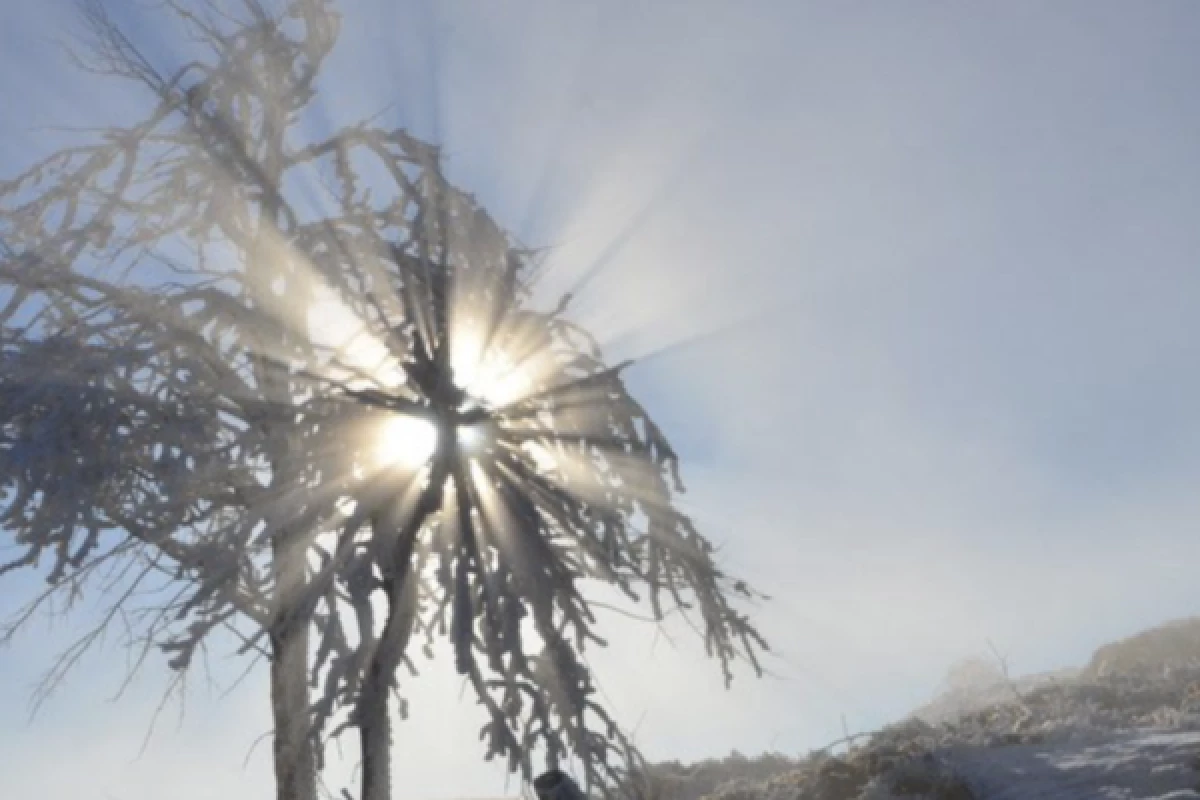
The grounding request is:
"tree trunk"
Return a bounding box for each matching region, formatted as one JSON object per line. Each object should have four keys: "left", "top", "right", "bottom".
{"left": 271, "top": 623, "right": 317, "bottom": 800}
{"left": 359, "top": 656, "right": 393, "bottom": 800}
{"left": 357, "top": 496, "right": 435, "bottom": 800}
{"left": 357, "top": 544, "right": 425, "bottom": 800}
{"left": 358, "top": 569, "right": 415, "bottom": 800}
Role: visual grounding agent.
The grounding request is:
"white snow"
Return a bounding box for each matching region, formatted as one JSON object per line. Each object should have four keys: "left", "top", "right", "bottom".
{"left": 950, "top": 730, "right": 1200, "bottom": 800}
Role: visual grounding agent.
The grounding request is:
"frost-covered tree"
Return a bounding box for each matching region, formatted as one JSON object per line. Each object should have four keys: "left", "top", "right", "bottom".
{"left": 0, "top": 2, "right": 767, "bottom": 799}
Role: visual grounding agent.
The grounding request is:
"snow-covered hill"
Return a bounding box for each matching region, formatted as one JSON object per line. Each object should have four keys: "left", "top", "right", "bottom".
{"left": 645, "top": 617, "right": 1200, "bottom": 799}
{"left": 946, "top": 729, "right": 1200, "bottom": 800}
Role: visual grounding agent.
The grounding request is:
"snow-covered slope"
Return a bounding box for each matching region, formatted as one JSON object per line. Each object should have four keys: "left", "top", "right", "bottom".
{"left": 648, "top": 617, "right": 1200, "bottom": 799}
{"left": 948, "top": 730, "right": 1200, "bottom": 800}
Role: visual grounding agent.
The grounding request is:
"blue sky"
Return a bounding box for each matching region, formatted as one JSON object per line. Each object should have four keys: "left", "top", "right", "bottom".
{"left": 3, "top": 1, "right": 1200, "bottom": 798}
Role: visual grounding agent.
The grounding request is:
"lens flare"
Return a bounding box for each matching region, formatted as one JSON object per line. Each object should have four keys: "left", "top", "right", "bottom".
{"left": 376, "top": 414, "right": 439, "bottom": 468}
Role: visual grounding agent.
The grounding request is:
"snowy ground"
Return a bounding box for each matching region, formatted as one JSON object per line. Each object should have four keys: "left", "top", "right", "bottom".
{"left": 646, "top": 620, "right": 1200, "bottom": 799}
{"left": 650, "top": 681, "right": 1200, "bottom": 799}
{"left": 949, "top": 730, "right": 1200, "bottom": 800}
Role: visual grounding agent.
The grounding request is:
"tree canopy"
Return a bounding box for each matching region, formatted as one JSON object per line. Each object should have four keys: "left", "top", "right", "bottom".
{"left": 0, "top": 2, "right": 766, "bottom": 798}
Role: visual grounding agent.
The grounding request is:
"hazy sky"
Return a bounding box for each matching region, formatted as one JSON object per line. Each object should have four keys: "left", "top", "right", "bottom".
{"left": 3, "top": 2, "right": 1200, "bottom": 798}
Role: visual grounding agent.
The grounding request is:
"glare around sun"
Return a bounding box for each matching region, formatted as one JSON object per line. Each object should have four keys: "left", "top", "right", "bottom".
{"left": 376, "top": 415, "right": 439, "bottom": 468}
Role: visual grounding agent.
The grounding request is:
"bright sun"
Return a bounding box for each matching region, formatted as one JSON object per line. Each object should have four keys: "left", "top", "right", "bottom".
{"left": 376, "top": 415, "right": 439, "bottom": 469}
{"left": 364, "top": 317, "right": 537, "bottom": 472}
{"left": 456, "top": 424, "right": 485, "bottom": 452}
